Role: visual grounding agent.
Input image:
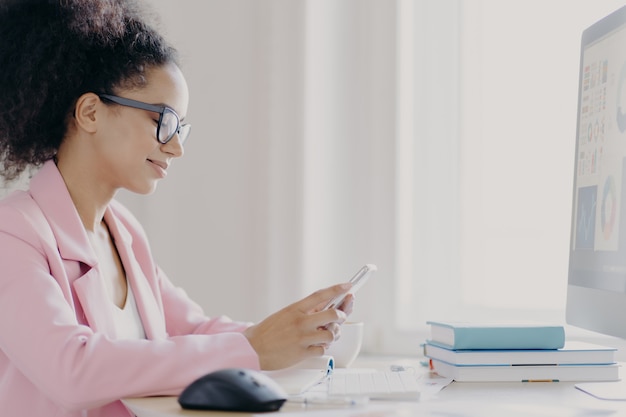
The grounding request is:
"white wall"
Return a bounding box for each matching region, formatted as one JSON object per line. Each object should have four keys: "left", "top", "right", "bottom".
{"left": 118, "top": 0, "right": 399, "bottom": 343}
{"left": 119, "top": 1, "right": 303, "bottom": 321}
{"left": 119, "top": 1, "right": 626, "bottom": 352}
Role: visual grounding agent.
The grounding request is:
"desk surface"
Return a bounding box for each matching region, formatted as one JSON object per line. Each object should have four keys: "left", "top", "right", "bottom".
{"left": 123, "top": 356, "right": 626, "bottom": 417}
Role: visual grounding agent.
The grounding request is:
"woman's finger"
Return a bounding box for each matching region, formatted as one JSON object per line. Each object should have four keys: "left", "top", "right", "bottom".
{"left": 297, "top": 283, "right": 351, "bottom": 313}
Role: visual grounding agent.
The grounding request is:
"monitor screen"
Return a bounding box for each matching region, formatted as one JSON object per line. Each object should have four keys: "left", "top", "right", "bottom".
{"left": 566, "top": 5, "right": 626, "bottom": 339}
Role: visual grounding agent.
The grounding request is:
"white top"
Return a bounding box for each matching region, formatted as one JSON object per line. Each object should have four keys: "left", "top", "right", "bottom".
{"left": 112, "top": 281, "right": 146, "bottom": 340}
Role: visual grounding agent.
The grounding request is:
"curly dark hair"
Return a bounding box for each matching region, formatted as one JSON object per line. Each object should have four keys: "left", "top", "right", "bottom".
{"left": 0, "top": 0, "right": 179, "bottom": 181}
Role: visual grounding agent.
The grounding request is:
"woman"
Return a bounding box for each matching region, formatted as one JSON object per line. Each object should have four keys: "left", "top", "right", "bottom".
{"left": 0, "top": 1, "right": 353, "bottom": 416}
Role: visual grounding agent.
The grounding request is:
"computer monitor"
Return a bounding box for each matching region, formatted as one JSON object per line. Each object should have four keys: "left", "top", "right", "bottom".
{"left": 566, "top": 3, "right": 626, "bottom": 339}
{"left": 566, "top": 4, "right": 626, "bottom": 398}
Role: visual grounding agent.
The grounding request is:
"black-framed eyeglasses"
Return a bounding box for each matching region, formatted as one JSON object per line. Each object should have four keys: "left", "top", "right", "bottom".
{"left": 98, "top": 94, "right": 191, "bottom": 145}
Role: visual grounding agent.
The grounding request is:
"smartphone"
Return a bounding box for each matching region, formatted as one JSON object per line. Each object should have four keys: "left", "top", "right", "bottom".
{"left": 323, "top": 264, "right": 377, "bottom": 310}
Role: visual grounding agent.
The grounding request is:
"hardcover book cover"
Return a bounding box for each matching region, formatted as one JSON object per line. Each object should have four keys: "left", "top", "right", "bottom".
{"left": 426, "top": 321, "right": 566, "bottom": 350}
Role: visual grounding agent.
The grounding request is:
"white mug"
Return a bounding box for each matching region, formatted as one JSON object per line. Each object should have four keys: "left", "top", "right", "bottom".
{"left": 325, "top": 322, "right": 364, "bottom": 368}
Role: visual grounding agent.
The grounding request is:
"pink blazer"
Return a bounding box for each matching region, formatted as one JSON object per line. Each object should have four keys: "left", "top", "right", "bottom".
{"left": 0, "top": 161, "right": 260, "bottom": 417}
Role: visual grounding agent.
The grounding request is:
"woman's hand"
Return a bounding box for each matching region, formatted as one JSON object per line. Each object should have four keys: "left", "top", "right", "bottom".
{"left": 243, "top": 283, "right": 353, "bottom": 370}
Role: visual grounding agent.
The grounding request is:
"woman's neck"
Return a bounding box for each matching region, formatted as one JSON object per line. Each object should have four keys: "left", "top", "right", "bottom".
{"left": 54, "top": 154, "right": 115, "bottom": 232}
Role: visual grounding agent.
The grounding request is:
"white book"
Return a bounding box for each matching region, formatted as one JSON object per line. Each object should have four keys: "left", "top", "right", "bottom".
{"left": 430, "top": 358, "right": 619, "bottom": 382}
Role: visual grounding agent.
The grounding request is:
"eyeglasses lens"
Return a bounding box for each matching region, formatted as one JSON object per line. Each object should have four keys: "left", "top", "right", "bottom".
{"left": 158, "top": 109, "right": 191, "bottom": 145}
{"left": 177, "top": 124, "right": 191, "bottom": 144}
{"left": 159, "top": 110, "right": 178, "bottom": 143}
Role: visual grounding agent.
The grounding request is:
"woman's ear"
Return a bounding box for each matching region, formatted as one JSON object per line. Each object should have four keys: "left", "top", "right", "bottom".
{"left": 73, "top": 93, "right": 101, "bottom": 134}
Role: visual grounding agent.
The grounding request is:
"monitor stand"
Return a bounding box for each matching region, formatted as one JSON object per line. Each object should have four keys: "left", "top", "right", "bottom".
{"left": 576, "top": 381, "right": 626, "bottom": 401}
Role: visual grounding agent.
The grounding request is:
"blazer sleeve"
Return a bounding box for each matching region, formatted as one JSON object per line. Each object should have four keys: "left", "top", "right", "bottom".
{"left": 0, "top": 201, "right": 261, "bottom": 413}
{"left": 155, "top": 265, "right": 255, "bottom": 336}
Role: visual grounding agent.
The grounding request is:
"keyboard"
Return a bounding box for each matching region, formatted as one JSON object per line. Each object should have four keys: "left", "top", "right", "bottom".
{"left": 327, "top": 370, "right": 421, "bottom": 401}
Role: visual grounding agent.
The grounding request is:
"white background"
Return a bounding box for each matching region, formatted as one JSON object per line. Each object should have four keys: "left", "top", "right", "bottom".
{"left": 5, "top": 0, "right": 626, "bottom": 356}
{"left": 116, "top": 0, "right": 626, "bottom": 355}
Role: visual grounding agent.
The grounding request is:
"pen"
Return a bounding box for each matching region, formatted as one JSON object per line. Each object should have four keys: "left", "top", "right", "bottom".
{"left": 288, "top": 395, "right": 369, "bottom": 407}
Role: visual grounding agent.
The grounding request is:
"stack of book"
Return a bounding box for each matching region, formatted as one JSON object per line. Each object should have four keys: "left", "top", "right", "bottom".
{"left": 424, "top": 321, "right": 619, "bottom": 382}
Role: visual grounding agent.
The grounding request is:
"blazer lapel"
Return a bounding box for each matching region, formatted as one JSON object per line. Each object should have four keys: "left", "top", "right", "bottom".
{"left": 104, "top": 209, "right": 167, "bottom": 340}
{"left": 73, "top": 268, "right": 119, "bottom": 337}
{"left": 29, "top": 161, "right": 119, "bottom": 335}
{"left": 29, "top": 161, "right": 98, "bottom": 267}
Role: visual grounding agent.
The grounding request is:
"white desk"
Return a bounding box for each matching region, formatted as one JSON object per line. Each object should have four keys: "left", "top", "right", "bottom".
{"left": 123, "top": 356, "right": 626, "bottom": 417}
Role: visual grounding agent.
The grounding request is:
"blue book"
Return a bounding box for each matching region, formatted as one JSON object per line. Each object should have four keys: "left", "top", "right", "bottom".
{"left": 426, "top": 321, "right": 565, "bottom": 350}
